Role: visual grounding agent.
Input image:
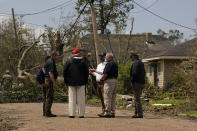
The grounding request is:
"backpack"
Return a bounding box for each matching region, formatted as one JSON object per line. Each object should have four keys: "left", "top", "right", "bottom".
{"left": 36, "top": 66, "right": 45, "bottom": 84}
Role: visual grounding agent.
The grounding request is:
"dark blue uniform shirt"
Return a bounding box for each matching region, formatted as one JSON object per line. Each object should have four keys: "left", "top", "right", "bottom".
{"left": 44, "top": 58, "right": 58, "bottom": 79}
{"left": 103, "top": 60, "right": 118, "bottom": 80}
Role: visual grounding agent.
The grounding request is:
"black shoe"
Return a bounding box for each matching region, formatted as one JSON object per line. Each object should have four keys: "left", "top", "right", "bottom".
{"left": 132, "top": 115, "right": 143, "bottom": 118}
{"left": 98, "top": 114, "right": 111, "bottom": 118}
{"left": 97, "top": 113, "right": 104, "bottom": 117}
{"left": 79, "top": 116, "right": 84, "bottom": 118}
{"left": 45, "top": 114, "right": 57, "bottom": 117}
{"left": 69, "top": 116, "right": 75, "bottom": 118}
{"left": 110, "top": 114, "right": 115, "bottom": 118}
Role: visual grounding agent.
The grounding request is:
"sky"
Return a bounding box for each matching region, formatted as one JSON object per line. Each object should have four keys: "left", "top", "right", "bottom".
{"left": 0, "top": 0, "right": 197, "bottom": 41}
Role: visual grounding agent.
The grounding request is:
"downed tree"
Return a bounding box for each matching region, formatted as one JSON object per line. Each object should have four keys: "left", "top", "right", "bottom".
{"left": 17, "top": 34, "right": 43, "bottom": 82}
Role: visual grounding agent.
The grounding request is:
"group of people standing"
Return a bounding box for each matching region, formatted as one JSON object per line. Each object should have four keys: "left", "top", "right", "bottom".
{"left": 37, "top": 49, "right": 145, "bottom": 119}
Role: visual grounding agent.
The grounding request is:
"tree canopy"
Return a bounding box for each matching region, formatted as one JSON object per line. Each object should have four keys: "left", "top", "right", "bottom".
{"left": 75, "top": 0, "right": 133, "bottom": 34}
{"left": 157, "top": 29, "right": 184, "bottom": 44}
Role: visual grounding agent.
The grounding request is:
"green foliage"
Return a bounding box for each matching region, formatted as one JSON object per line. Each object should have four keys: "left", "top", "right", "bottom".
{"left": 76, "top": 0, "right": 133, "bottom": 34}
{"left": 150, "top": 99, "right": 185, "bottom": 105}
{"left": 0, "top": 79, "right": 68, "bottom": 103}
{"left": 56, "top": 62, "right": 63, "bottom": 76}
{"left": 176, "top": 101, "right": 197, "bottom": 113}
{"left": 86, "top": 98, "right": 101, "bottom": 106}
{"left": 145, "top": 82, "right": 161, "bottom": 99}
{"left": 145, "top": 80, "right": 182, "bottom": 99}
{"left": 157, "top": 29, "right": 184, "bottom": 44}
{"left": 162, "top": 57, "right": 197, "bottom": 113}
{"left": 184, "top": 110, "right": 197, "bottom": 115}
{"left": 117, "top": 62, "right": 132, "bottom": 94}
{"left": 1, "top": 82, "right": 42, "bottom": 103}
{"left": 0, "top": 17, "right": 47, "bottom": 76}
{"left": 54, "top": 80, "right": 68, "bottom": 102}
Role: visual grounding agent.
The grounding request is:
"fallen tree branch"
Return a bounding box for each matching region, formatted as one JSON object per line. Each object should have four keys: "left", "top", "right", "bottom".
{"left": 17, "top": 34, "right": 43, "bottom": 82}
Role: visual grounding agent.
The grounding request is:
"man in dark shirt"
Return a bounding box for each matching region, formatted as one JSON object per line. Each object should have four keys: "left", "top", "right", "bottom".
{"left": 36, "top": 56, "right": 50, "bottom": 116}
{"left": 99, "top": 53, "right": 118, "bottom": 118}
{"left": 130, "top": 53, "right": 145, "bottom": 118}
{"left": 44, "top": 51, "right": 59, "bottom": 117}
{"left": 63, "top": 49, "right": 89, "bottom": 118}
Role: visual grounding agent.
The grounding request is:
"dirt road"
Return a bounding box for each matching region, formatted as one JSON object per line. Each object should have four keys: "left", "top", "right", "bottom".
{"left": 0, "top": 103, "right": 196, "bottom": 131}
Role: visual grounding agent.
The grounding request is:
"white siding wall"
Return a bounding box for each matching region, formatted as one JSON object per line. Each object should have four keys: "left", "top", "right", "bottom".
{"left": 146, "top": 60, "right": 164, "bottom": 88}
{"left": 146, "top": 65, "right": 154, "bottom": 84}
{"left": 157, "top": 60, "right": 164, "bottom": 88}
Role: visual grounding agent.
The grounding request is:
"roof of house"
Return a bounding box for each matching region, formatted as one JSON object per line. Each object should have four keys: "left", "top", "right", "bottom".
{"left": 144, "top": 37, "right": 197, "bottom": 60}
{"left": 80, "top": 34, "right": 172, "bottom": 58}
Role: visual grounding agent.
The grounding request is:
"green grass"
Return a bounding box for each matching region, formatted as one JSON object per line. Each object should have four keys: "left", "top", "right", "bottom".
{"left": 149, "top": 99, "right": 185, "bottom": 105}
{"left": 185, "top": 110, "right": 197, "bottom": 115}
{"left": 86, "top": 98, "right": 101, "bottom": 106}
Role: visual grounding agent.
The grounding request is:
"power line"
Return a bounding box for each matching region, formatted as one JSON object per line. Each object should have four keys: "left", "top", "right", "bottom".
{"left": 24, "top": 22, "right": 46, "bottom": 28}
{"left": 132, "top": 0, "right": 159, "bottom": 13}
{"left": 133, "top": 0, "right": 197, "bottom": 31}
{"left": 0, "top": 0, "right": 74, "bottom": 17}
{"left": 62, "top": 1, "right": 90, "bottom": 41}
{"left": 19, "top": 0, "right": 74, "bottom": 17}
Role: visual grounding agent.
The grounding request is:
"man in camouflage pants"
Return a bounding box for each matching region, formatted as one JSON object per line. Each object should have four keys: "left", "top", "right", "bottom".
{"left": 99, "top": 53, "right": 118, "bottom": 118}
{"left": 44, "top": 51, "right": 59, "bottom": 117}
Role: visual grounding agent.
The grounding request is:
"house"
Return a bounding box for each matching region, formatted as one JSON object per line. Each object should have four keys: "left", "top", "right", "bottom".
{"left": 63, "top": 33, "right": 172, "bottom": 64}
{"left": 143, "top": 38, "right": 197, "bottom": 88}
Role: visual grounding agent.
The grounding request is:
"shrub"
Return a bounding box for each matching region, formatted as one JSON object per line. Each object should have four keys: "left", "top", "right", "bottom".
{"left": 1, "top": 78, "right": 68, "bottom": 103}
{"left": 144, "top": 81, "right": 163, "bottom": 99}
{"left": 117, "top": 62, "right": 132, "bottom": 94}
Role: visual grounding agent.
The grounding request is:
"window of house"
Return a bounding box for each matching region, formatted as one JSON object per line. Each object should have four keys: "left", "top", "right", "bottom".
{"left": 157, "top": 63, "right": 161, "bottom": 75}
{"left": 149, "top": 66, "right": 152, "bottom": 76}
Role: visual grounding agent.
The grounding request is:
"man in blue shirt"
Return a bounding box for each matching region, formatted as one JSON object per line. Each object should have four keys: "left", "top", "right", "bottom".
{"left": 44, "top": 51, "right": 59, "bottom": 117}
{"left": 36, "top": 56, "right": 50, "bottom": 116}
{"left": 99, "top": 53, "right": 118, "bottom": 118}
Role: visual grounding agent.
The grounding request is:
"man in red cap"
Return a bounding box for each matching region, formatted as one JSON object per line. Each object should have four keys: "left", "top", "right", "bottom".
{"left": 63, "top": 49, "right": 89, "bottom": 118}
{"left": 72, "top": 49, "right": 79, "bottom": 55}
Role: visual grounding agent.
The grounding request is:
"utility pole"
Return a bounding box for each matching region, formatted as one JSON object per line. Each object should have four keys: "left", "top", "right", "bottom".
{"left": 12, "top": 8, "right": 19, "bottom": 55}
{"left": 90, "top": 0, "right": 105, "bottom": 114}
{"left": 90, "top": 0, "right": 100, "bottom": 65}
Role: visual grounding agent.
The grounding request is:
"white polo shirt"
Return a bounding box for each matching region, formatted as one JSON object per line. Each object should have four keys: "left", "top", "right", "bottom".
{"left": 92, "top": 62, "right": 107, "bottom": 82}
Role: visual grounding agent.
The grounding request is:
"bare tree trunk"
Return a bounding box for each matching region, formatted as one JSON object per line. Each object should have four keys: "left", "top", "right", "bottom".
{"left": 12, "top": 8, "right": 19, "bottom": 57}
{"left": 90, "top": 1, "right": 100, "bottom": 65}
{"left": 17, "top": 34, "right": 43, "bottom": 82}
{"left": 123, "top": 17, "right": 134, "bottom": 64}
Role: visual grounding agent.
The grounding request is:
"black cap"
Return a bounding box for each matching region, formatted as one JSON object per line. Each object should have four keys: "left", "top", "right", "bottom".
{"left": 98, "top": 52, "right": 106, "bottom": 57}
{"left": 130, "top": 51, "right": 138, "bottom": 57}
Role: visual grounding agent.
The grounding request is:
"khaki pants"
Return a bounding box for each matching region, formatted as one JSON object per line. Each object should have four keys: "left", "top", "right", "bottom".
{"left": 68, "top": 85, "right": 85, "bottom": 116}
{"left": 133, "top": 83, "right": 144, "bottom": 116}
{"left": 45, "top": 78, "right": 54, "bottom": 115}
{"left": 103, "top": 79, "right": 117, "bottom": 115}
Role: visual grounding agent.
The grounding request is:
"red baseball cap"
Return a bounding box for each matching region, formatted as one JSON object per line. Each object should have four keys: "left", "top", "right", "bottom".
{"left": 72, "top": 49, "right": 80, "bottom": 54}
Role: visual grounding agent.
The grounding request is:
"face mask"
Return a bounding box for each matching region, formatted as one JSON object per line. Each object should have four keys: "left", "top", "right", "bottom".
{"left": 100, "top": 57, "right": 105, "bottom": 62}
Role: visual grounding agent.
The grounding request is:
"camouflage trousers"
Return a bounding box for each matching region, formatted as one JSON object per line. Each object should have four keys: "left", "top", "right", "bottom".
{"left": 133, "top": 83, "right": 144, "bottom": 116}
{"left": 42, "top": 85, "right": 46, "bottom": 116}
{"left": 103, "top": 79, "right": 117, "bottom": 115}
{"left": 44, "top": 78, "right": 54, "bottom": 115}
